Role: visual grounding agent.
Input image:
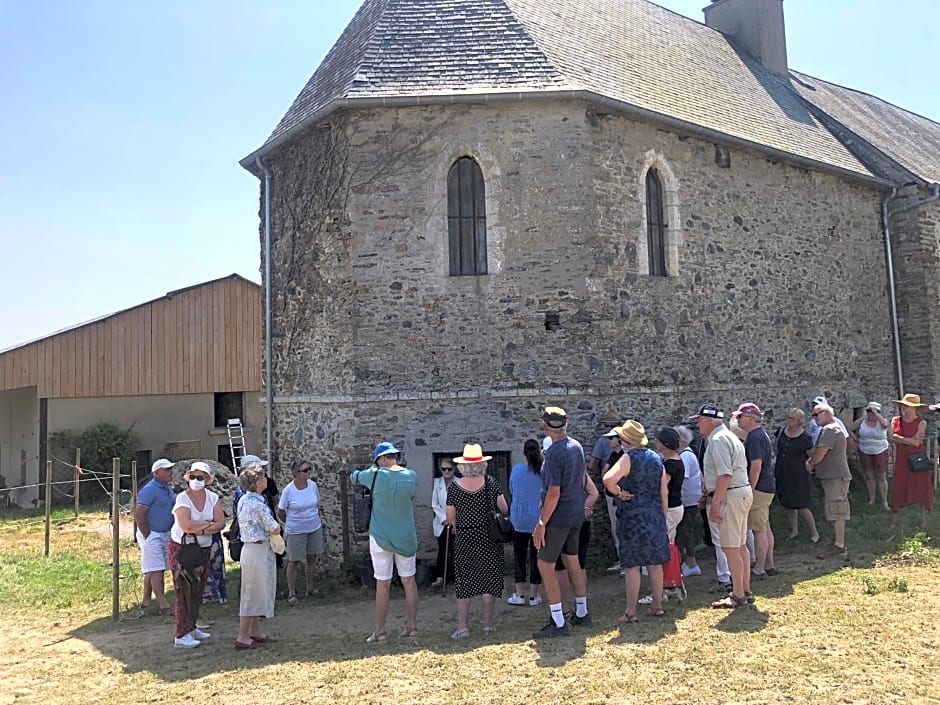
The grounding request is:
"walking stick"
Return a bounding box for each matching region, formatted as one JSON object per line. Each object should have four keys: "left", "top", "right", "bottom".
{"left": 441, "top": 525, "right": 451, "bottom": 597}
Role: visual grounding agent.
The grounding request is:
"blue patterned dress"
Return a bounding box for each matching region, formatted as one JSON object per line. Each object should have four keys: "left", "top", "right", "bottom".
{"left": 616, "top": 448, "right": 671, "bottom": 568}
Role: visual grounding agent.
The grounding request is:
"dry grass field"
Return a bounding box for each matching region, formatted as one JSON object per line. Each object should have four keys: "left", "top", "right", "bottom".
{"left": 1, "top": 499, "right": 938, "bottom": 705}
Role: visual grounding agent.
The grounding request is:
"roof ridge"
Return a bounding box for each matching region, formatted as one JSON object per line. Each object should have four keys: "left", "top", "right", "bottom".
{"left": 792, "top": 69, "right": 940, "bottom": 131}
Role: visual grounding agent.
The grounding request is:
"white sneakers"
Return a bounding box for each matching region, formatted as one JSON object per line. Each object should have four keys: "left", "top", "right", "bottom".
{"left": 681, "top": 564, "right": 702, "bottom": 577}
{"left": 173, "top": 629, "right": 209, "bottom": 648}
{"left": 606, "top": 563, "right": 622, "bottom": 573}
{"left": 173, "top": 633, "right": 200, "bottom": 649}
{"left": 508, "top": 593, "right": 543, "bottom": 606}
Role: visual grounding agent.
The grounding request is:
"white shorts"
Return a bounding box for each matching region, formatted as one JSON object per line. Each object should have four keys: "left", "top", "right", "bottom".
{"left": 369, "top": 535, "right": 416, "bottom": 581}
{"left": 665, "top": 506, "right": 685, "bottom": 543}
{"left": 136, "top": 529, "right": 170, "bottom": 573}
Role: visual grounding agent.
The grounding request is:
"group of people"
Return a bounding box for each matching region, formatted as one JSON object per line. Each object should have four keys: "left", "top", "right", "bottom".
{"left": 134, "top": 453, "right": 325, "bottom": 649}
{"left": 135, "top": 392, "right": 934, "bottom": 645}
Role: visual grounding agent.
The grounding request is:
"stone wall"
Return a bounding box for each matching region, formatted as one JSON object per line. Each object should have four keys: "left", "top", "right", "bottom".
{"left": 261, "top": 100, "right": 900, "bottom": 572}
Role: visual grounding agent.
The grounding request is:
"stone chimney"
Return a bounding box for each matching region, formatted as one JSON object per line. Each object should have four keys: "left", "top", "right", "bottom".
{"left": 703, "top": 0, "right": 788, "bottom": 77}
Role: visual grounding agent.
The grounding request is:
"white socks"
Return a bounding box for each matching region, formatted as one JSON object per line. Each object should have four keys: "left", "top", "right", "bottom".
{"left": 550, "top": 603, "right": 565, "bottom": 627}
{"left": 575, "top": 596, "right": 588, "bottom": 618}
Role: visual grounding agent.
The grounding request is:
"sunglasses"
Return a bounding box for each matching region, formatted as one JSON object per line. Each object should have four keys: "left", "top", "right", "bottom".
{"left": 189, "top": 474, "right": 209, "bottom": 481}
{"left": 297, "top": 467, "right": 311, "bottom": 473}
{"left": 441, "top": 467, "right": 454, "bottom": 472}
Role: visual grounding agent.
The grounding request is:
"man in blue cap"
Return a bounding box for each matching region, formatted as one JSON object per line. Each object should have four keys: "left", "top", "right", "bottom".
{"left": 351, "top": 442, "right": 419, "bottom": 642}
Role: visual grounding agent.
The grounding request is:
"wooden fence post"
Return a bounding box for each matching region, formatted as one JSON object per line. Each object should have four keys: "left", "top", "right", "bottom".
{"left": 131, "top": 460, "right": 138, "bottom": 535}
{"left": 44, "top": 460, "right": 52, "bottom": 557}
{"left": 74, "top": 448, "right": 81, "bottom": 518}
{"left": 112, "top": 458, "right": 120, "bottom": 622}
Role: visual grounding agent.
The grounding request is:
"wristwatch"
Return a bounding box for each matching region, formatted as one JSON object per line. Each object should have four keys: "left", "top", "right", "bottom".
{"left": 537, "top": 518, "right": 546, "bottom": 527}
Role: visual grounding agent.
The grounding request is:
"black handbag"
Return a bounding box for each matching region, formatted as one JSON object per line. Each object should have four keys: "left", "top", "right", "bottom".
{"left": 178, "top": 534, "right": 205, "bottom": 571}
{"left": 908, "top": 452, "right": 933, "bottom": 473}
{"left": 485, "top": 477, "right": 514, "bottom": 543}
{"left": 224, "top": 516, "right": 242, "bottom": 562}
{"left": 352, "top": 470, "right": 379, "bottom": 533}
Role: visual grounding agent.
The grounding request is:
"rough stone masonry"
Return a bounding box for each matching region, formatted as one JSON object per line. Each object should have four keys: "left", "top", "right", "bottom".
{"left": 259, "top": 100, "right": 904, "bottom": 572}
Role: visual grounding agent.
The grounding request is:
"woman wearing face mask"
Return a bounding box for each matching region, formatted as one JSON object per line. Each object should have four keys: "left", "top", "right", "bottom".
{"left": 168, "top": 462, "right": 225, "bottom": 648}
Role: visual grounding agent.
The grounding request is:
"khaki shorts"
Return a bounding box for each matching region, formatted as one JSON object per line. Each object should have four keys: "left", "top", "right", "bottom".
{"left": 286, "top": 528, "right": 324, "bottom": 562}
{"left": 747, "top": 490, "right": 774, "bottom": 531}
{"left": 820, "top": 478, "right": 851, "bottom": 522}
{"left": 716, "top": 485, "right": 753, "bottom": 548}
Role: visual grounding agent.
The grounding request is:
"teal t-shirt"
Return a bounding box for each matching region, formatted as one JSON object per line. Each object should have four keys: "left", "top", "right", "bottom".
{"left": 351, "top": 465, "right": 418, "bottom": 557}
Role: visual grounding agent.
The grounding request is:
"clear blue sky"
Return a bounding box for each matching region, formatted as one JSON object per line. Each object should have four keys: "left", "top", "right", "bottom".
{"left": 1, "top": 0, "right": 937, "bottom": 351}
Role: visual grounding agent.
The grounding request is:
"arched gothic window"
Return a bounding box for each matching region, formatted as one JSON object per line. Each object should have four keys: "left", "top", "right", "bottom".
{"left": 646, "top": 169, "right": 666, "bottom": 277}
{"left": 447, "top": 157, "right": 487, "bottom": 276}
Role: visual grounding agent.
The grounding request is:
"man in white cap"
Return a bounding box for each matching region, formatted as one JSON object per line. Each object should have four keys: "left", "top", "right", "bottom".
{"left": 134, "top": 459, "right": 176, "bottom": 614}
{"left": 532, "top": 406, "right": 591, "bottom": 638}
{"left": 807, "top": 395, "right": 848, "bottom": 443}
{"left": 691, "top": 403, "right": 753, "bottom": 608}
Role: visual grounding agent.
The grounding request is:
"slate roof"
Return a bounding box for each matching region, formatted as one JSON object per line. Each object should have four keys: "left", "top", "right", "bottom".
{"left": 243, "top": 0, "right": 889, "bottom": 183}
{"left": 790, "top": 70, "right": 940, "bottom": 185}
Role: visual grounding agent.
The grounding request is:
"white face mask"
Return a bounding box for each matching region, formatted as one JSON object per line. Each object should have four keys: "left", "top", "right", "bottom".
{"left": 188, "top": 478, "right": 206, "bottom": 491}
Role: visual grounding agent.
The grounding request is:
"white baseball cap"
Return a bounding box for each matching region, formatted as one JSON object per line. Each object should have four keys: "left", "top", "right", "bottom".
{"left": 151, "top": 458, "right": 174, "bottom": 473}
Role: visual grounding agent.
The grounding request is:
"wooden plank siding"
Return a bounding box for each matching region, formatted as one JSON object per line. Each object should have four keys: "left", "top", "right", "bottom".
{"left": 0, "top": 275, "right": 261, "bottom": 398}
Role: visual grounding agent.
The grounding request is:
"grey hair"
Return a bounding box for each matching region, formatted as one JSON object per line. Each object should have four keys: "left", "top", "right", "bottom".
{"left": 673, "top": 425, "right": 693, "bottom": 446}
{"left": 238, "top": 465, "right": 266, "bottom": 492}
{"left": 459, "top": 461, "right": 487, "bottom": 477}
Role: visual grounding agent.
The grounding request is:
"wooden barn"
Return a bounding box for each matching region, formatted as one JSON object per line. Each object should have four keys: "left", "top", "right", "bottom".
{"left": 0, "top": 274, "right": 262, "bottom": 507}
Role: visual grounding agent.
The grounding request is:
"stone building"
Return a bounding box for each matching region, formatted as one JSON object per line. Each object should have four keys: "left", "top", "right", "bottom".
{"left": 240, "top": 0, "right": 940, "bottom": 570}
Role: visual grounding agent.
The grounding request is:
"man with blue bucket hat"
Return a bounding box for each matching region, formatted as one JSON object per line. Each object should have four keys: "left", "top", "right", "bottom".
{"left": 351, "top": 441, "right": 419, "bottom": 642}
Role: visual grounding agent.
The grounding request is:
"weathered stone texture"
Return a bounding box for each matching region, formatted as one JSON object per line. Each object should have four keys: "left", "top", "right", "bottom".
{"left": 262, "top": 100, "right": 904, "bottom": 571}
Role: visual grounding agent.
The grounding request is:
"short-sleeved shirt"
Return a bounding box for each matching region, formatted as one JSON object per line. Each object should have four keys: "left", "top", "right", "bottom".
{"left": 702, "top": 424, "right": 749, "bottom": 492}
{"left": 277, "top": 480, "right": 322, "bottom": 535}
{"left": 351, "top": 466, "right": 418, "bottom": 557}
{"left": 814, "top": 424, "right": 851, "bottom": 480}
{"left": 745, "top": 427, "right": 776, "bottom": 494}
{"left": 590, "top": 437, "right": 610, "bottom": 464}
{"left": 679, "top": 448, "right": 703, "bottom": 506}
{"left": 541, "top": 436, "right": 587, "bottom": 528}
{"left": 663, "top": 457, "right": 684, "bottom": 508}
{"left": 238, "top": 491, "right": 280, "bottom": 542}
{"left": 136, "top": 477, "right": 175, "bottom": 532}
{"left": 170, "top": 489, "right": 219, "bottom": 547}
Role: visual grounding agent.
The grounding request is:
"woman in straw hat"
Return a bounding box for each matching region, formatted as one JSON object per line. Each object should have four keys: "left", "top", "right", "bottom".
{"left": 168, "top": 461, "right": 225, "bottom": 648}
{"left": 446, "top": 443, "right": 509, "bottom": 639}
{"left": 888, "top": 393, "right": 934, "bottom": 523}
{"left": 602, "top": 421, "right": 671, "bottom": 623}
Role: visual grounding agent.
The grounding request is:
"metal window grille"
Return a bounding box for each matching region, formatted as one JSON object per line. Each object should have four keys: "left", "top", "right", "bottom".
{"left": 646, "top": 169, "right": 667, "bottom": 276}
{"left": 447, "top": 157, "right": 488, "bottom": 276}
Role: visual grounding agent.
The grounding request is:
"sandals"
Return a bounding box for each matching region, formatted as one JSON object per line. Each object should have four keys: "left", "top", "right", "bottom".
{"left": 366, "top": 632, "right": 387, "bottom": 643}
{"left": 287, "top": 595, "right": 298, "bottom": 605}
{"left": 398, "top": 627, "right": 419, "bottom": 638}
{"left": 642, "top": 607, "right": 665, "bottom": 617}
{"left": 618, "top": 613, "right": 638, "bottom": 624}
{"left": 483, "top": 625, "right": 496, "bottom": 634}
{"left": 250, "top": 634, "right": 276, "bottom": 643}
{"left": 159, "top": 606, "right": 173, "bottom": 616}
{"left": 451, "top": 627, "right": 470, "bottom": 640}
{"left": 711, "top": 594, "right": 747, "bottom": 609}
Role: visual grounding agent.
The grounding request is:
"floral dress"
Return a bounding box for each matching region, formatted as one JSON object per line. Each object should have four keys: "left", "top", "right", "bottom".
{"left": 615, "top": 448, "right": 670, "bottom": 569}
